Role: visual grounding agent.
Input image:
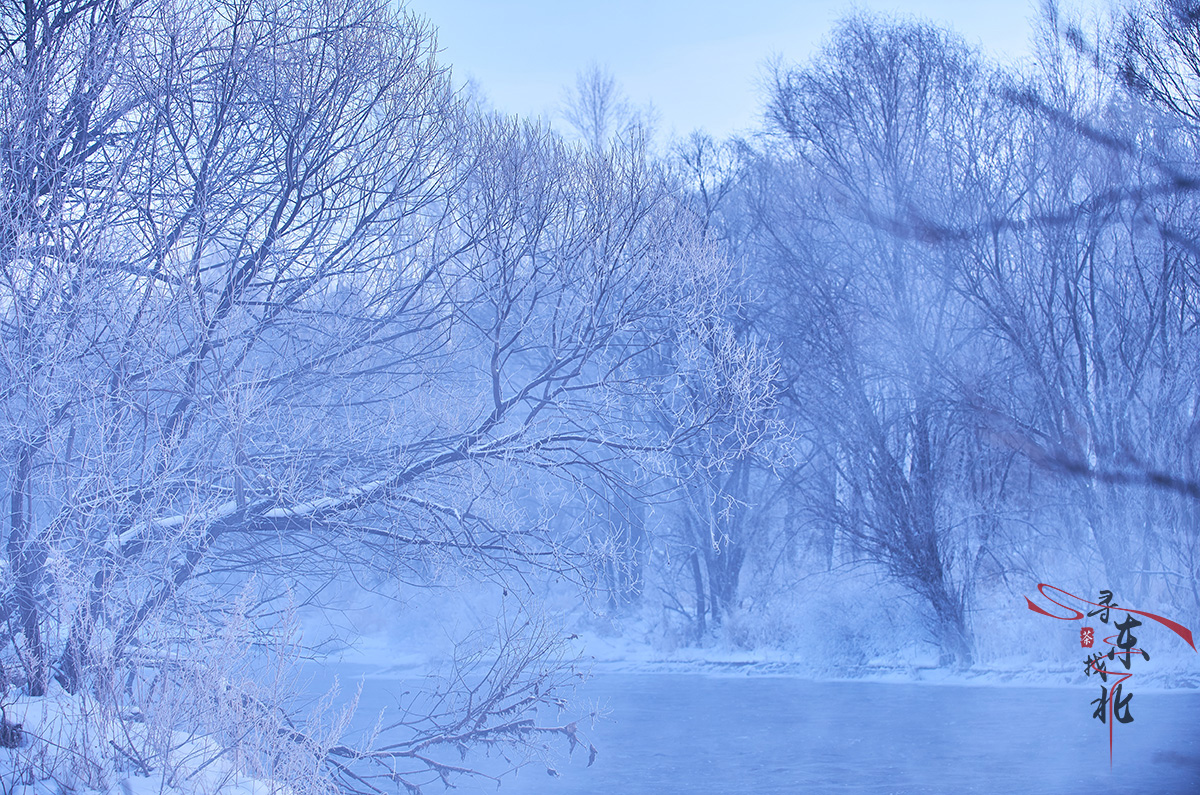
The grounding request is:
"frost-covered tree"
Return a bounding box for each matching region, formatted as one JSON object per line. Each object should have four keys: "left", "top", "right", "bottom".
{"left": 0, "top": 0, "right": 770, "bottom": 790}
{"left": 559, "top": 63, "right": 655, "bottom": 153}
{"left": 944, "top": 0, "right": 1200, "bottom": 606}
{"left": 741, "top": 3, "right": 1200, "bottom": 662}
{"left": 754, "top": 17, "right": 992, "bottom": 665}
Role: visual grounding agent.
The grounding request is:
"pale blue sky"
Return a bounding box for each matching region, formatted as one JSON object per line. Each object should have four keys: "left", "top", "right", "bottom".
{"left": 403, "top": 1, "right": 1052, "bottom": 140}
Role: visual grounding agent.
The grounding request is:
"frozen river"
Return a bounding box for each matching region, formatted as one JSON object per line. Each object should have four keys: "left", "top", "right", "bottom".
{"left": 323, "top": 667, "right": 1200, "bottom": 794}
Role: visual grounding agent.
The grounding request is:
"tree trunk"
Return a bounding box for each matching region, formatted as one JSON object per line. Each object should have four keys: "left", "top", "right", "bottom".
{"left": 8, "top": 443, "right": 45, "bottom": 695}
{"left": 690, "top": 550, "right": 707, "bottom": 641}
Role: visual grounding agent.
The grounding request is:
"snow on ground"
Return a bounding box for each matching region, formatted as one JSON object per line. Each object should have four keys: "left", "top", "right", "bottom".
{"left": 326, "top": 619, "right": 1200, "bottom": 694}
{"left": 1, "top": 683, "right": 286, "bottom": 795}
{"left": 6, "top": 596, "right": 1193, "bottom": 795}
{"left": 5, "top": 633, "right": 1196, "bottom": 795}
{"left": 542, "top": 628, "right": 1200, "bottom": 690}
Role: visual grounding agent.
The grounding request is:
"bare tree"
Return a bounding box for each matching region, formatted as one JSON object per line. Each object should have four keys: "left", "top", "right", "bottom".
{"left": 757, "top": 16, "right": 998, "bottom": 665}
{"left": 0, "top": 0, "right": 765, "bottom": 790}
{"left": 559, "top": 63, "right": 655, "bottom": 153}
{"left": 932, "top": 0, "right": 1200, "bottom": 607}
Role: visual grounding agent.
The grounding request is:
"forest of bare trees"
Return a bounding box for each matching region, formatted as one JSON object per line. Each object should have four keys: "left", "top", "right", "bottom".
{"left": 2, "top": 0, "right": 1199, "bottom": 792}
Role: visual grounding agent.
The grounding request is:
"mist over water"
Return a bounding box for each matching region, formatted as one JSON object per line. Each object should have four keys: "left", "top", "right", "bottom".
{"left": 3, "top": 0, "right": 1200, "bottom": 793}
{"left": 325, "top": 669, "right": 1200, "bottom": 794}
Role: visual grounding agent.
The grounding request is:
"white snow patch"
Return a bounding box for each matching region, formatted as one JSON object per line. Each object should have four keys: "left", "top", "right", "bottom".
{"left": 1, "top": 687, "right": 290, "bottom": 795}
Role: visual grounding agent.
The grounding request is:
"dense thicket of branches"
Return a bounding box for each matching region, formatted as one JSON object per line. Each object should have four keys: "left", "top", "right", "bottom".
{"left": 0, "top": 0, "right": 771, "bottom": 791}
{"left": 658, "top": 0, "right": 1200, "bottom": 664}
{"left": 4, "top": 0, "right": 1200, "bottom": 791}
